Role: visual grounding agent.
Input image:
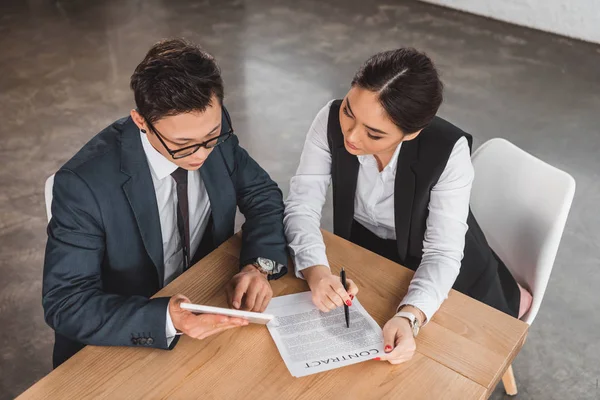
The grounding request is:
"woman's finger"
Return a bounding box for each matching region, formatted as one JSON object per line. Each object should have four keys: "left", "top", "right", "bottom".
{"left": 381, "top": 323, "right": 398, "bottom": 356}
{"left": 387, "top": 353, "right": 414, "bottom": 365}
{"left": 379, "top": 339, "right": 415, "bottom": 362}
{"left": 327, "top": 286, "right": 345, "bottom": 307}
{"left": 311, "top": 294, "right": 328, "bottom": 312}
{"left": 346, "top": 279, "right": 359, "bottom": 296}
{"left": 315, "top": 299, "right": 331, "bottom": 313}
{"left": 379, "top": 340, "right": 407, "bottom": 362}
{"left": 322, "top": 295, "right": 338, "bottom": 311}
{"left": 331, "top": 281, "right": 352, "bottom": 306}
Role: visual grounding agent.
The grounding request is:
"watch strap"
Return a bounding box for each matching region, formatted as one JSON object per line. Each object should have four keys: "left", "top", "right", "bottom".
{"left": 242, "top": 258, "right": 288, "bottom": 281}
{"left": 394, "top": 311, "right": 420, "bottom": 337}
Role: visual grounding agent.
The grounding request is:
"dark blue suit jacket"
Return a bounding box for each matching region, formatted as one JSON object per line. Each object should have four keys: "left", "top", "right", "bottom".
{"left": 42, "top": 108, "right": 288, "bottom": 368}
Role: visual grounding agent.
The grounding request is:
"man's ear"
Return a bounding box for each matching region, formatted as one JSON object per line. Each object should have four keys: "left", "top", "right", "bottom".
{"left": 130, "top": 109, "right": 147, "bottom": 131}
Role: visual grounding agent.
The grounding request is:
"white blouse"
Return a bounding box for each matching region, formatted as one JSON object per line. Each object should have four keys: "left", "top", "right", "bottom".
{"left": 284, "top": 100, "right": 474, "bottom": 322}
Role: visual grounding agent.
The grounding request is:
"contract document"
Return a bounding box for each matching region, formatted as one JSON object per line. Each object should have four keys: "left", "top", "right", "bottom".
{"left": 265, "top": 292, "right": 384, "bottom": 377}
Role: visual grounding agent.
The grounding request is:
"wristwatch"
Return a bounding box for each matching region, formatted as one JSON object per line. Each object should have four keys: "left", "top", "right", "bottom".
{"left": 251, "top": 257, "right": 276, "bottom": 276}
{"left": 394, "top": 311, "right": 421, "bottom": 337}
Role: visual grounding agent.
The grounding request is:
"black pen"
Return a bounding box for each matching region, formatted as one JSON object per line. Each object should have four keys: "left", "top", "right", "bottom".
{"left": 341, "top": 268, "right": 350, "bottom": 328}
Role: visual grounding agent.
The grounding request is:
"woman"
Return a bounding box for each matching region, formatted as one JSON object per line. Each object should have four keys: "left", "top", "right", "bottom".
{"left": 284, "top": 48, "right": 532, "bottom": 365}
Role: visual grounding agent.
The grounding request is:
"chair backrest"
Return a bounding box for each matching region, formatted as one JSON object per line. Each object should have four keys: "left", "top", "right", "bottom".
{"left": 45, "top": 174, "right": 55, "bottom": 222}
{"left": 470, "top": 139, "right": 575, "bottom": 325}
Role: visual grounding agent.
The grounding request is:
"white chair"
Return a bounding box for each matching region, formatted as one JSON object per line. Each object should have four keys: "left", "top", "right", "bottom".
{"left": 45, "top": 174, "right": 55, "bottom": 222}
{"left": 470, "top": 138, "right": 576, "bottom": 396}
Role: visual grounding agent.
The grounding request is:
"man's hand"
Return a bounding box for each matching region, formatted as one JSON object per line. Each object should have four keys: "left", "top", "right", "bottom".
{"left": 169, "top": 294, "right": 248, "bottom": 340}
{"left": 302, "top": 265, "right": 359, "bottom": 313}
{"left": 225, "top": 265, "right": 273, "bottom": 312}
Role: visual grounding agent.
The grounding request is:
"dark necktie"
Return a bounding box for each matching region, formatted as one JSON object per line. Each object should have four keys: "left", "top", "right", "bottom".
{"left": 171, "top": 167, "right": 190, "bottom": 270}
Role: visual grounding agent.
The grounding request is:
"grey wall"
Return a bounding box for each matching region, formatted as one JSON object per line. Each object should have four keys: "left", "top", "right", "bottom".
{"left": 421, "top": 0, "right": 600, "bottom": 44}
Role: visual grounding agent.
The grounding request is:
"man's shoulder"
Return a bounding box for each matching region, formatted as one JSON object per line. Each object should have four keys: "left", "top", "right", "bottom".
{"left": 60, "top": 116, "right": 133, "bottom": 175}
{"left": 213, "top": 126, "right": 244, "bottom": 156}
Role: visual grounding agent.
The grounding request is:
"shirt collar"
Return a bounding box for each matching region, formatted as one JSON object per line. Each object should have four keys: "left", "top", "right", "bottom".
{"left": 140, "top": 130, "right": 179, "bottom": 180}
{"left": 357, "top": 141, "right": 403, "bottom": 174}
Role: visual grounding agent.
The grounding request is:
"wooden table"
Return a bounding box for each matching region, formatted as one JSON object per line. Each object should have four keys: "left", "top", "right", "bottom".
{"left": 19, "top": 231, "right": 528, "bottom": 400}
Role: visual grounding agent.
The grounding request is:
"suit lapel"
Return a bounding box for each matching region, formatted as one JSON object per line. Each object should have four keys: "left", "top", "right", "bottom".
{"left": 394, "top": 138, "right": 419, "bottom": 264}
{"left": 120, "top": 119, "right": 165, "bottom": 286}
{"left": 200, "top": 148, "right": 235, "bottom": 246}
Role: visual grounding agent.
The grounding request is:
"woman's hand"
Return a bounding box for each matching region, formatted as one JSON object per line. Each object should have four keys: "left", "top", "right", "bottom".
{"left": 377, "top": 317, "right": 416, "bottom": 364}
{"left": 377, "top": 307, "right": 425, "bottom": 364}
{"left": 302, "top": 265, "right": 359, "bottom": 312}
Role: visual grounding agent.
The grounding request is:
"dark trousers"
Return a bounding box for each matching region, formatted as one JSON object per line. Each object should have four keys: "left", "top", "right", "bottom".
{"left": 349, "top": 219, "right": 520, "bottom": 317}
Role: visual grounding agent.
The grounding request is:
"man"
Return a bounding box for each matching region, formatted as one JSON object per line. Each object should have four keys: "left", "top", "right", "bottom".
{"left": 42, "top": 38, "right": 288, "bottom": 368}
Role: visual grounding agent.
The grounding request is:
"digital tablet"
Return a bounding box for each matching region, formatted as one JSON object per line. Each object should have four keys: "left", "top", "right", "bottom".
{"left": 180, "top": 303, "right": 275, "bottom": 325}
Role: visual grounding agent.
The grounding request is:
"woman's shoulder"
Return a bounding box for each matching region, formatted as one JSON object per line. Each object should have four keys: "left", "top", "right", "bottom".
{"left": 422, "top": 117, "right": 472, "bottom": 147}
{"left": 309, "top": 99, "right": 338, "bottom": 135}
{"left": 313, "top": 99, "right": 337, "bottom": 125}
{"left": 304, "top": 99, "right": 340, "bottom": 152}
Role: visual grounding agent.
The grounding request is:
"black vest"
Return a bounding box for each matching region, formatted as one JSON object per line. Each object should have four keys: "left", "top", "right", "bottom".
{"left": 326, "top": 100, "right": 519, "bottom": 316}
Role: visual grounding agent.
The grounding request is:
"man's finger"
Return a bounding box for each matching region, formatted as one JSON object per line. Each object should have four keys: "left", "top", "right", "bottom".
{"left": 172, "top": 294, "right": 191, "bottom": 309}
{"left": 250, "top": 291, "right": 265, "bottom": 312}
{"left": 225, "top": 284, "right": 234, "bottom": 308}
{"left": 199, "top": 314, "right": 244, "bottom": 325}
{"left": 231, "top": 277, "right": 250, "bottom": 309}
{"left": 243, "top": 281, "right": 262, "bottom": 311}
{"left": 224, "top": 316, "right": 248, "bottom": 326}
{"left": 182, "top": 309, "right": 227, "bottom": 326}
{"left": 252, "top": 287, "right": 269, "bottom": 312}
{"left": 187, "top": 315, "right": 247, "bottom": 338}
{"left": 196, "top": 323, "right": 246, "bottom": 340}
{"left": 259, "top": 290, "right": 272, "bottom": 312}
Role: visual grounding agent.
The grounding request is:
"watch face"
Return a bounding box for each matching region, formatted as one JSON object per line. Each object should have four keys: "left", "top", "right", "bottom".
{"left": 257, "top": 257, "right": 275, "bottom": 272}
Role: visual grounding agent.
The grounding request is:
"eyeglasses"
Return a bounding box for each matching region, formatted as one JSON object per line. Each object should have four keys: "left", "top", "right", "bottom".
{"left": 144, "top": 111, "right": 234, "bottom": 159}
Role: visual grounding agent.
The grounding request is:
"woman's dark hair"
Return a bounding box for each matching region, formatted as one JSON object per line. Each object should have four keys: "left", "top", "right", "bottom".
{"left": 351, "top": 48, "right": 443, "bottom": 134}
{"left": 130, "top": 38, "right": 224, "bottom": 124}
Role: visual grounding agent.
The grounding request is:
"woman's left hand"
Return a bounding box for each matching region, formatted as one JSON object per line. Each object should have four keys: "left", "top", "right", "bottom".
{"left": 377, "top": 316, "right": 417, "bottom": 364}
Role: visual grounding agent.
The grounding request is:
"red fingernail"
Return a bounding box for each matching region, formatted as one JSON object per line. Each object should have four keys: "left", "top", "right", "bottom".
{"left": 345, "top": 300, "right": 352, "bottom": 306}
{"left": 374, "top": 357, "right": 380, "bottom": 361}
{"left": 385, "top": 345, "right": 392, "bottom": 352}
{"left": 349, "top": 294, "right": 354, "bottom": 300}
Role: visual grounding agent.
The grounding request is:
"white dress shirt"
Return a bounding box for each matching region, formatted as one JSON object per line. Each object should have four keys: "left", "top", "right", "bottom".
{"left": 140, "top": 132, "right": 212, "bottom": 345}
{"left": 284, "top": 100, "right": 474, "bottom": 322}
